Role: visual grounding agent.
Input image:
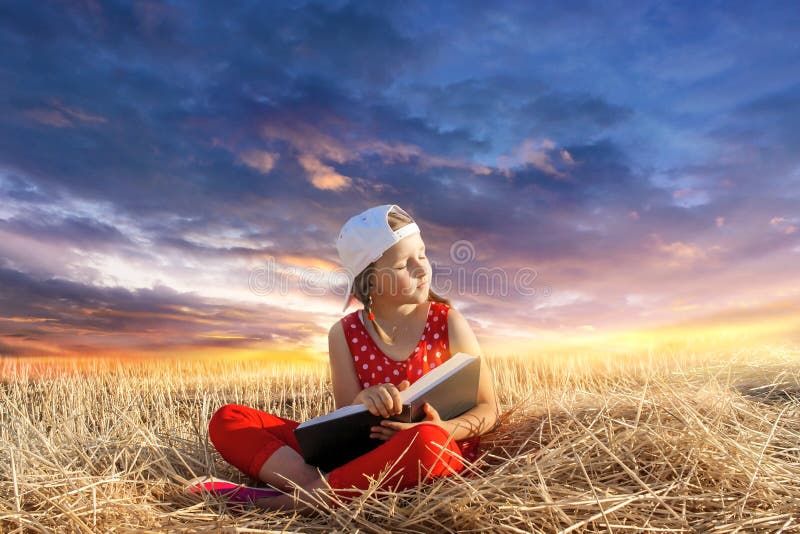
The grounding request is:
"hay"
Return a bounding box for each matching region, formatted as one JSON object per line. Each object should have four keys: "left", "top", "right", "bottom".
{"left": 1, "top": 345, "right": 800, "bottom": 532}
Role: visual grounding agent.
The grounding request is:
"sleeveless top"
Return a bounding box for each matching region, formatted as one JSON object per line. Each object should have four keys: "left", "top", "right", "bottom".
{"left": 341, "top": 300, "right": 481, "bottom": 463}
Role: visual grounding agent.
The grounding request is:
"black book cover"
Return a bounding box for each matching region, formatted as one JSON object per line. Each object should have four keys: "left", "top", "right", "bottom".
{"left": 294, "top": 352, "right": 481, "bottom": 472}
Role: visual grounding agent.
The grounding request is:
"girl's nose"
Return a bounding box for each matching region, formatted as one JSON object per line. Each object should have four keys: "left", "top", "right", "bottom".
{"left": 410, "top": 264, "right": 429, "bottom": 280}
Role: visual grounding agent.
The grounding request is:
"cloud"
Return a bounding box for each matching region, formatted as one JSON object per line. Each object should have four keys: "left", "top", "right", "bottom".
{"left": 260, "top": 118, "right": 352, "bottom": 165}
{"left": 769, "top": 217, "right": 800, "bottom": 235}
{"left": 648, "top": 233, "right": 709, "bottom": 268}
{"left": 398, "top": 75, "right": 634, "bottom": 154}
{"left": 237, "top": 149, "right": 279, "bottom": 174}
{"left": 297, "top": 154, "right": 353, "bottom": 190}
{"left": 659, "top": 240, "right": 705, "bottom": 262}
{"left": 0, "top": 173, "right": 54, "bottom": 204}
{"left": 0, "top": 214, "right": 131, "bottom": 249}
{"left": 238, "top": 2, "right": 424, "bottom": 86}
{"left": 0, "top": 266, "right": 318, "bottom": 356}
{"left": 625, "top": 294, "right": 660, "bottom": 307}
{"left": 671, "top": 188, "right": 710, "bottom": 208}
{"left": 1, "top": 0, "right": 798, "bottom": 355}
{"left": 770, "top": 216, "right": 798, "bottom": 234}
{"left": 497, "top": 137, "right": 573, "bottom": 178}
{"left": 733, "top": 85, "right": 800, "bottom": 153}
{"left": 354, "top": 140, "right": 491, "bottom": 175}
{"left": 534, "top": 290, "right": 593, "bottom": 311}
{"left": 769, "top": 217, "right": 797, "bottom": 235}
{"left": 520, "top": 92, "right": 634, "bottom": 129}
{"left": 132, "top": 0, "right": 182, "bottom": 41}
{"left": 23, "top": 98, "right": 108, "bottom": 128}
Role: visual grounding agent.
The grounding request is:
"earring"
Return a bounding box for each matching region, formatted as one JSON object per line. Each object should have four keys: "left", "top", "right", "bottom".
{"left": 367, "top": 295, "right": 375, "bottom": 321}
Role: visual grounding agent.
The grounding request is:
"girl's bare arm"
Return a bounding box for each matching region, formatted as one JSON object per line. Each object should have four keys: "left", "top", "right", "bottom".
{"left": 328, "top": 321, "right": 363, "bottom": 409}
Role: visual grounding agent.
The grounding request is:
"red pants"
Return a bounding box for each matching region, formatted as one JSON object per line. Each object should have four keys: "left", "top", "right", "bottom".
{"left": 208, "top": 403, "right": 467, "bottom": 503}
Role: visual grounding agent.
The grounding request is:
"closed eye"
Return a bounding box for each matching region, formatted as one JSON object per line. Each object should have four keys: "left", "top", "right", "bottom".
{"left": 395, "top": 257, "right": 426, "bottom": 270}
{"left": 394, "top": 249, "right": 426, "bottom": 269}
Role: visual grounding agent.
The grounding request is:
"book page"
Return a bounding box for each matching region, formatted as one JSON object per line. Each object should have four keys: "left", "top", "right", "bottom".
{"left": 297, "top": 352, "right": 477, "bottom": 429}
{"left": 399, "top": 352, "right": 475, "bottom": 402}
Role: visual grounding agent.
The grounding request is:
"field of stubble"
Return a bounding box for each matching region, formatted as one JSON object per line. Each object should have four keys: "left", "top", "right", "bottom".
{"left": 2, "top": 345, "right": 800, "bottom": 533}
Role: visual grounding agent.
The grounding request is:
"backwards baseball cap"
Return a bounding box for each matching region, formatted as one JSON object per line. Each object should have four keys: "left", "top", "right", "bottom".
{"left": 336, "top": 204, "right": 420, "bottom": 312}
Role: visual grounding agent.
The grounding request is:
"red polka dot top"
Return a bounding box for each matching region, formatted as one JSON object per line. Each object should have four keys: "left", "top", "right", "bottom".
{"left": 341, "top": 300, "right": 481, "bottom": 463}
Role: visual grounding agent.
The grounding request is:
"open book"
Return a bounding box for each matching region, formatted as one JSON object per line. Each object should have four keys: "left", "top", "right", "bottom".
{"left": 294, "top": 352, "right": 481, "bottom": 472}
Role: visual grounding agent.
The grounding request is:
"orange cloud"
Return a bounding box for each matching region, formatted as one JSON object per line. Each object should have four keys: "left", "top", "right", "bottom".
{"left": 661, "top": 241, "right": 705, "bottom": 260}
{"left": 255, "top": 118, "right": 493, "bottom": 183}
{"left": 261, "top": 120, "right": 350, "bottom": 164}
{"left": 0, "top": 316, "right": 54, "bottom": 323}
{"left": 238, "top": 149, "right": 279, "bottom": 174}
{"left": 649, "top": 233, "right": 707, "bottom": 267}
{"left": 277, "top": 254, "right": 340, "bottom": 271}
{"left": 770, "top": 216, "right": 798, "bottom": 235}
{"left": 670, "top": 298, "right": 701, "bottom": 312}
{"left": 297, "top": 154, "right": 352, "bottom": 190}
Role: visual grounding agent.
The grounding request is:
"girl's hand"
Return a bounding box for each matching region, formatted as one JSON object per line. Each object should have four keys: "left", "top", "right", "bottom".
{"left": 370, "top": 402, "right": 447, "bottom": 441}
{"left": 355, "top": 380, "right": 411, "bottom": 418}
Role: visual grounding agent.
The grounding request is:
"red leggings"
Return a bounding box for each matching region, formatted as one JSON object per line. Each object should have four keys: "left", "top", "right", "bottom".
{"left": 208, "top": 403, "right": 467, "bottom": 503}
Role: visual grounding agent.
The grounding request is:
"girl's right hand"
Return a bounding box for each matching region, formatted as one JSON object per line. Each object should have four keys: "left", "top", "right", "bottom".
{"left": 354, "top": 380, "right": 410, "bottom": 418}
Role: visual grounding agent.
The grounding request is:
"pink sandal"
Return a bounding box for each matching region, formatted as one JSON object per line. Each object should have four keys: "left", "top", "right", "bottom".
{"left": 186, "top": 476, "right": 283, "bottom": 503}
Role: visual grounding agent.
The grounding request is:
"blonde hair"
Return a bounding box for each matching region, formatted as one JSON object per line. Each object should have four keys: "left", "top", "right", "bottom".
{"left": 351, "top": 207, "right": 451, "bottom": 345}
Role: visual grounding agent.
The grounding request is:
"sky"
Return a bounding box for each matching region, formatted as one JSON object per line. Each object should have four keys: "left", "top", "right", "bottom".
{"left": 1, "top": 0, "right": 799, "bottom": 361}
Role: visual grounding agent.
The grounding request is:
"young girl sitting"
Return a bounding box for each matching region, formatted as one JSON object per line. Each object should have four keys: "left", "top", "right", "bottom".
{"left": 197, "top": 204, "right": 500, "bottom": 512}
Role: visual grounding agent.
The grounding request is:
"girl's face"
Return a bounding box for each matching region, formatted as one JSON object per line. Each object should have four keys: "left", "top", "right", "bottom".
{"left": 369, "top": 233, "right": 431, "bottom": 305}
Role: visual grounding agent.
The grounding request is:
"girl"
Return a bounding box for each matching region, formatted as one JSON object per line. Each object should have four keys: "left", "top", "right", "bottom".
{"left": 194, "top": 204, "right": 500, "bottom": 513}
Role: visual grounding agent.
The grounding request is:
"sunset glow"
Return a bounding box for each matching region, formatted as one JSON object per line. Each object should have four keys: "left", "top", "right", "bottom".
{"left": 1, "top": 2, "right": 799, "bottom": 362}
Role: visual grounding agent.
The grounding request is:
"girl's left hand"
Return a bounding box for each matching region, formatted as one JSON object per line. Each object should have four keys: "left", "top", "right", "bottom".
{"left": 370, "top": 402, "right": 448, "bottom": 441}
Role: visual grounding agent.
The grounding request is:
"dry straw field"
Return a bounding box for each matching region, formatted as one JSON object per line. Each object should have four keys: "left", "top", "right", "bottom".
{"left": 2, "top": 344, "right": 800, "bottom": 532}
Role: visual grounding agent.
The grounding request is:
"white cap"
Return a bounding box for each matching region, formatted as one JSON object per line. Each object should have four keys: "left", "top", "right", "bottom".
{"left": 336, "top": 204, "right": 420, "bottom": 312}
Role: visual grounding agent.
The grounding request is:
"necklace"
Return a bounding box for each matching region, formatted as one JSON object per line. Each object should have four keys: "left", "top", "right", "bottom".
{"left": 364, "top": 302, "right": 429, "bottom": 344}
{"left": 363, "top": 311, "right": 409, "bottom": 343}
